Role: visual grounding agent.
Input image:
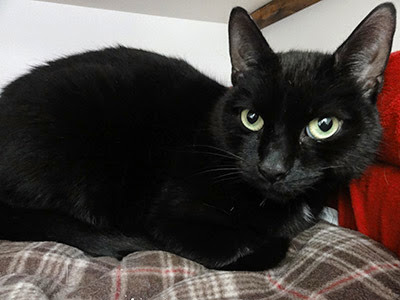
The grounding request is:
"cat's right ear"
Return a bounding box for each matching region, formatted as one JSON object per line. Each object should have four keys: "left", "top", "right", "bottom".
{"left": 228, "top": 7, "right": 277, "bottom": 85}
{"left": 333, "top": 3, "right": 396, "bottom": 99}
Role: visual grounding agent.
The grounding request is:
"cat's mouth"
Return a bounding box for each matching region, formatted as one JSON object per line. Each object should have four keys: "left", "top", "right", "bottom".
{"left": 246, "top": 171, "right": 322, "bottom": 202}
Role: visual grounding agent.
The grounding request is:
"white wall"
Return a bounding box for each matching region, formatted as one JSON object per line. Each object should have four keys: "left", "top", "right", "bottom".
{"left": 0, "top": 0, "right": 229, "bottom": 89}
{"left": 0, "top": 0, "right": 399, "bottom": 90}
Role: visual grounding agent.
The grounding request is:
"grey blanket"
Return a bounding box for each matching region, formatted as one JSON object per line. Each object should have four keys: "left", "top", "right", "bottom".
{"left": 0, "top": 222, "right": 399, "bottom": 299}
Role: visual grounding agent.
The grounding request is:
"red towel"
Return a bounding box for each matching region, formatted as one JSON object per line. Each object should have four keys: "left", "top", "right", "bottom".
{"left": 338, "top": 51, "right": 400, "bottom": 257}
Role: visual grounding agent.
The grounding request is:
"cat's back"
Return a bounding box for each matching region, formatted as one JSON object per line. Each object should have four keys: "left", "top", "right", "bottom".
{"left": 2, "top": 47, "right": 224, "bottom": 112}
{"left": 0, "top": 47, "right": 225, "bottom": 147}
{"left": 0, "top": 47, "right": 226, "bottom": 219}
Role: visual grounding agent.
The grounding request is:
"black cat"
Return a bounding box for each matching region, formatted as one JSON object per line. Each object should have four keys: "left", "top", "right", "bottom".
{"left": 0, "top": 3, "right": 396, "bottom": 271}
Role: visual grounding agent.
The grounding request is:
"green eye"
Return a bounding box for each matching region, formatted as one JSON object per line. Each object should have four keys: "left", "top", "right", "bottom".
{"left": 306, "top": 117, "right": 342, "bottom": 140}
{"left": 241, "top": 109, "right": 264, "bottom": 131}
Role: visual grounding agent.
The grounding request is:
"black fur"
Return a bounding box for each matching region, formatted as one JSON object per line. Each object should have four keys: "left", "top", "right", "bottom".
{"left": 0, "top": 4, "right": 396, "bottom": 270}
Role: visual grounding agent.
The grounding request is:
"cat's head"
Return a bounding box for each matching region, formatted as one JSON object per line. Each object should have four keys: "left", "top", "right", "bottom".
{"left": 211, "top": 3, "right": 396, "bottom": 203}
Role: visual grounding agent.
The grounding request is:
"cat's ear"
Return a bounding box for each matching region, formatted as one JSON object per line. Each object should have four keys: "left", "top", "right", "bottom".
{"left": 334, "top": 3, "right": 396, "bottom": 99}
{"left": 228, "top": 7, "right": 277, "bottom": 85}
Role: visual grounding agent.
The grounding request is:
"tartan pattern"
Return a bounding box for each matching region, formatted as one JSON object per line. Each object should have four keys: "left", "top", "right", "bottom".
{"left": 0, "top": 222, "right": 399, "bottom": 299}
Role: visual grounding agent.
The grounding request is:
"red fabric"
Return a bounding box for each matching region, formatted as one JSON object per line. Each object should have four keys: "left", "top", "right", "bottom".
{"left": 338, "top": 51, "right": 400, "bottom": 257}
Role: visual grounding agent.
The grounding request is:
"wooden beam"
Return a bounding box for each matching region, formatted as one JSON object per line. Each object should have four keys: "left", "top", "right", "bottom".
{"left": 251, "top": 0, "right": 321, "bottom": 29}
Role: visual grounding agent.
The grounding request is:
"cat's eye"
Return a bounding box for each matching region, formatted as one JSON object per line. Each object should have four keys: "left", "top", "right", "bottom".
{"left": 306, "top": 117, "right": 342, "bottom": 140}
{"left": 241, "top": 109, "right": 264, "bottom": 131}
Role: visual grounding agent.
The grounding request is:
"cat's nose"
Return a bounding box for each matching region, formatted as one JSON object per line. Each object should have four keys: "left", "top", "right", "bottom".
{"left": 258, "top": 161, "right": 288, "bottom": 182}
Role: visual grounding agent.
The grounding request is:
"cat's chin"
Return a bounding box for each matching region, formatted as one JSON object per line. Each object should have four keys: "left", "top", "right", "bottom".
{"left": 247, "top": 178, "right": 313, "bottom": 204}
{"left": 241, "top": 180, "right": 287, "bottom": 203}
{"left": 261, "top": 186, "right": 295, "bottom": 203}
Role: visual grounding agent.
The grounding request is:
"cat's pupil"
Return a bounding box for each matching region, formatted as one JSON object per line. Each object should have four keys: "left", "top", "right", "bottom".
{"left": 247, "top": 111, "right": 259, "bottom": 124}
{"left": 318, "top": 118, "right": 333, "bottom": 132}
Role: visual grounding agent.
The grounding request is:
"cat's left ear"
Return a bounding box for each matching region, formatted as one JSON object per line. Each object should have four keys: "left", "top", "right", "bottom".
{"left": 334, "top": 3, "right": 396, "bottom": 99}
{"left": 228, "top": 7, "right": 277, "bottom": 85}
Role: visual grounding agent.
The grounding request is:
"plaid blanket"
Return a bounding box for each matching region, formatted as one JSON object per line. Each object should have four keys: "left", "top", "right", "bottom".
{"left": 0, "top": 222, "right": 399, "bottom": 299}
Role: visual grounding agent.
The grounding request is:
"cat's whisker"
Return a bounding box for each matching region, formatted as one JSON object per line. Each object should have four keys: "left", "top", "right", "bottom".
{"left": 212, "top": 171, "right": 242, "bottom": 180}
{"left": 201, "top": 202, "right": 231, "bottom": 216}
{"left": 282, "top": 176, "right": 321, "bottom": 184}
{"left": 186, "top": 150, "right": 240, "bottom": 161}
{"left": 317, "top": 165, "right": 344, "bottom": 171}
{"left": 190, "top": 167, "right": 239, "bottom": 177}
{"left": 213, "top": 178, "right": 242, "bottom": 186}
{"left": 190, "top": 144, "right": 248, "bottom": 163}
{"left": 212, "top": 174, "right": 242, "bottom": 185}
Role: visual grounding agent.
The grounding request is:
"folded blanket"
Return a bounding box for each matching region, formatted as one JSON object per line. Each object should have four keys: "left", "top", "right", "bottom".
{"left": 0, "top": 221, "right": 399, "bottom": 299}
{"left": 338, "top": 51, "right": 400, "bottom": 257}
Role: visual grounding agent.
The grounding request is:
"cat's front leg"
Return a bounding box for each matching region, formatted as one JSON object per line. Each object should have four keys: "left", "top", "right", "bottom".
{"left": 149, "top": 215, "right": 288, "bottom": 271}
{"left": 220, "top": 237, "right": 290, "bottom": 271}
{"left": 149, "top": 219, "right": 249, "bottom": 269}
